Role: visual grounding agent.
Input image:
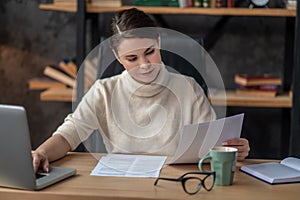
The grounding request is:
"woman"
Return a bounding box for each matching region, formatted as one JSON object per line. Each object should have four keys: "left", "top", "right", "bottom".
{"left": 32, "top": 8, "right": 249, "bottom": 173}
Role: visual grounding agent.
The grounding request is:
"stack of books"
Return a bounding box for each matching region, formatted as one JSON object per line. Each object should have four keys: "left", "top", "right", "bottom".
{"left": 234, "top": 74, "right": 282, "bottom": 97}
{"left": 28, "top": 59, "right": 97, "bottom": 102}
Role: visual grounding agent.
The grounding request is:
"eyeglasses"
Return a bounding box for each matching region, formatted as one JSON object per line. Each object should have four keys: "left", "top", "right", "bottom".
{"left": 154, "top": 171, "right": 215, "bottom": 195}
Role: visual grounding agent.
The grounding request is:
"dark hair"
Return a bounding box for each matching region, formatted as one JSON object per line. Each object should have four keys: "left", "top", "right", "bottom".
{"left": 110, "top": 8, "right": 159, "bottom": 52}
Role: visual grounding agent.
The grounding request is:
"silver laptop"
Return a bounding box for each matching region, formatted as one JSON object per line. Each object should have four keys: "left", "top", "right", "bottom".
{"left": 0, "top": 104, "right": 76, "bottom": 190}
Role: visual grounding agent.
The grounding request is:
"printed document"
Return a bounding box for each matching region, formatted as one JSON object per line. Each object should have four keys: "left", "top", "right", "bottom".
{"left": 168, "top": 113, "right": 244, "bottom": 164}
{"left": 90, "top": 154, "right": 167, "bottom": 178}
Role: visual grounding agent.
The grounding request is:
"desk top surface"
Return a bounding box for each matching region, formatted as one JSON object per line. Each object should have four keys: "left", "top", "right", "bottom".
{"left": 0, "top": 153, "right": 299, "bottom": 200}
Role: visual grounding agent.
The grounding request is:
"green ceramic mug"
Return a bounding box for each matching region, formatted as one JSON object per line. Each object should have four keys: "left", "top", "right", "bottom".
{"left": 198, "top": 146, "right": 238, "bottom": 186}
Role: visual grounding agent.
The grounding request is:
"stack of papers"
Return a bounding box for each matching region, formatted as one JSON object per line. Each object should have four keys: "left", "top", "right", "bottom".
{"left": 90, "top": 154, "right": 167, "bottom": 178}
{"left": 168, "top": 114, "right": 244, "bottom": 164}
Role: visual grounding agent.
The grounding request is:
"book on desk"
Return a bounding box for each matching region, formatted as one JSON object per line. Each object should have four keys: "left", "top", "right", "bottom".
{"left": 240, "top": 157, "right": 300, "bottom": 184}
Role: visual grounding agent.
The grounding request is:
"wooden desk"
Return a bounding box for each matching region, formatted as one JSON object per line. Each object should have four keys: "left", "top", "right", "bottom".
{"left": 0, "top": 153, "right": 299, "bottom": 200}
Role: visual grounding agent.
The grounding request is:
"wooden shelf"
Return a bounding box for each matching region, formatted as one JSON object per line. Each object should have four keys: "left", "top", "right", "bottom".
{"left": 209, "top": 90, "right": 292, "bottom": 108}
{"left": 39, "top": 4, "right": 296, "bottom": 17}
{"left": 40, "top": 88, "right": 292, "bottom": 108}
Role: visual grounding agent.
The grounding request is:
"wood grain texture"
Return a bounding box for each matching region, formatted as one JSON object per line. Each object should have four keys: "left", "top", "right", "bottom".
{"left": 0, "top": 153, "right": 299, "bottom": 200}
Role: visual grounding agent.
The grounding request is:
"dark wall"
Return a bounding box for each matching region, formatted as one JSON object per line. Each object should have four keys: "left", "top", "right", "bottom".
{"left": 0, "top": 0, "right": 291, "bottom": 158}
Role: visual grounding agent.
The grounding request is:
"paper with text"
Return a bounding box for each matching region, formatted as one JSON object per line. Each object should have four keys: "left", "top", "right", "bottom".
{"left": 168, "top": 114, "right": 244, "bottom": 164}
{"left": 90, "top": 154, "right": 167, "bottom": 178}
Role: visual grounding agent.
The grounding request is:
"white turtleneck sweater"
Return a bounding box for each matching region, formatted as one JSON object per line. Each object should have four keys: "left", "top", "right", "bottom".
{"left": 54, "top": 65, "right": 216, "bottom": 156}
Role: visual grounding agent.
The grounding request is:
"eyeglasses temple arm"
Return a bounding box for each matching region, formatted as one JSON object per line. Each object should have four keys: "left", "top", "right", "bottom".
{"left": 154, "top": 177, "right": 180, "bottom": 185}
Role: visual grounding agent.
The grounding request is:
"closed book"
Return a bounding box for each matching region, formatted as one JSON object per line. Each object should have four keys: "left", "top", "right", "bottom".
{"left": 43, "top": 66, "right": 76, "bottom": 88}
{"left": 236, "top": 89, "right": 277, "bottom": 97}
{"left": 28, "top": 77, "right": 66, "bottom": 90}
{"left": 236, "top": 84, "right": 278, "bottom": 91}
{"left": 234, "top": 74, "right": 282, "bottom": 86}
{"left": 178, "top": 0, "right": 188, "bottom": 7}
{"left": 135, "top": 0, "right": 179, "bottom": 7}
{"left": 58, "top": 61, "right": 77, "bottom": 79}
{"left": 54, "top": 0, "right": 91, "bottom": 6}
{"left": 91, "top": 0, "right": 122, "bottom": 7}
{"left": 240, "top": 157, "right": 300, "bottom": 184}
{"left": 40, "top": 88, "right": 74, "bottom": 102}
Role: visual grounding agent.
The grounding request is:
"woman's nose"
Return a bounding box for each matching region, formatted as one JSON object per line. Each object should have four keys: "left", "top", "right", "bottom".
{"left": 139, "top": 56, "right": 150, "bottom": 67}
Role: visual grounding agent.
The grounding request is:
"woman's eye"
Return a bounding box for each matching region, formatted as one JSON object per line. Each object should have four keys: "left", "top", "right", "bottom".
{"left": 145, "top": 49, "right": 155, "bottom": 55}
{"left": 127, "top": 57, "right": 137, "bottom": 62}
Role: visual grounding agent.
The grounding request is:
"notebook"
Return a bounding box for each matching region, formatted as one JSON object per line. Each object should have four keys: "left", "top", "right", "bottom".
{"left": 0, "top": 104, "right": 76, "bottom": 190}
{"left": 240, "top": 157, "right": 300, "bottom": 184}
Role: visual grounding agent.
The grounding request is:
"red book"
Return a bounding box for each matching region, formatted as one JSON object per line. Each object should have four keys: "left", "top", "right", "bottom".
{"left": 227, "top": 0, "right": 234, "bottom": 7}
{"left": 187, "top": 0, "right": 194, "bottom": 7}
{"left": 234, "top": 74, "right": 282, "bottom": 86}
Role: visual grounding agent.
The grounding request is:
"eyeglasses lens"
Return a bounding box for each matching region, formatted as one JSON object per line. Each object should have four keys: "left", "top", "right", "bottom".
{"left": 184, "top": 177, "right": 201, "bottom": 194}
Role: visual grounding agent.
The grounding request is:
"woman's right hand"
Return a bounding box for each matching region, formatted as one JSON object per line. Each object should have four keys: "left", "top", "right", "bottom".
{"left": 32, "top": 151, "right": 49, "bottom": 174}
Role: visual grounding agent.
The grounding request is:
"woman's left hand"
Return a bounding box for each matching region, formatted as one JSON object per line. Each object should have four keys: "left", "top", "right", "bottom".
{"left": 222, "top": 138, "right": 250, "bottom": 161}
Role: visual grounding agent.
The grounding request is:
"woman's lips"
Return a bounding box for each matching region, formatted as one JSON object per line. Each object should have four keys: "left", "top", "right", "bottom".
{"left": 140, "top": 68, "right": 155, "bottom": 75}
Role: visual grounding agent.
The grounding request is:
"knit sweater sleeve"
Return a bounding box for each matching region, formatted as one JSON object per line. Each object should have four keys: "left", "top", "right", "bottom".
{"left": 53, "top": 82, "right": 102, "bottom": 150}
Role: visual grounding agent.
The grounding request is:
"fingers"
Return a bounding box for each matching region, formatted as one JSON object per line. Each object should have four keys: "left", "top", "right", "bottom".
{"left": 222, "top": 138, "right": 250, "bottom": 161}
{"left": 32, "top": 151, "right": 49, "bottom": 173}
{"left": 222, "top": 138, "right": 248, "bottom": 146}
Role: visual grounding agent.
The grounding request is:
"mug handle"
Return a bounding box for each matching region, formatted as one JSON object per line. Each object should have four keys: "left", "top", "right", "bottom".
{"left": 198, "top": 155, "right": 212, "bottom": 172}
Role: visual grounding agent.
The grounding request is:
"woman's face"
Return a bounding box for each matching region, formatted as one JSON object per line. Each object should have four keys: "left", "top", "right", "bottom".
{"left": 115, "top": 37, "right": 162, "bottom": 84}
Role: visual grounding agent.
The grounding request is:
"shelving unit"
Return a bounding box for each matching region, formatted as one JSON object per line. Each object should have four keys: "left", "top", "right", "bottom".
{"left": 39, "top": 4, "right": 296, "bottom": 16}
{"left": 210, "top": 91, "right": 292, "bottom": 108}
{"left": 38, "top": 2, "right": 300, "bottom": 157}
{"left": 40, "top": 89, "right": 292, "bottom": 108}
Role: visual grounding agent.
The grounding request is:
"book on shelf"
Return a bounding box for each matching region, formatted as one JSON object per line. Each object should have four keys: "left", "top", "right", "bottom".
{"left": 28, "top": 77, "right": 66, "bottom": 90}
{"left": 44, "top": 65, "right": 76, "bottom": 88}
{"left": 40, "top": 87, "right": 74, "bottom": 102}
{"left": 240, "top": 157, "right": 300, "bottom": 184}
{"left": 234, "top": 74, "right": 282, "bottom": 86}
{"left": 236, "top": 84, "right": 279, "bottom": 91}
{"left": 235, "top": 88, "right": 277, "bottom": 97}
{"left": 28, "top": 59, "right": 98, "bottom": 101}
{"left": 235, "top": 84, "right": 278, "bottom": 97}
{"left": 178, "top": 0, "right": 188, "bottom": 8}
{"left": 286, "top": 0, "right": 297, "bottom": 10}
{"left": 58, "top": 60, "right": 77, "bottom": 79}
{"left": 135, "top": 0, "right": 179, "bottom": 7}
{"left": 53, "top": 0, "right": 91, "bottom": 6}
{"left": 91, "top": 0, "right": 122, "bottom": 7}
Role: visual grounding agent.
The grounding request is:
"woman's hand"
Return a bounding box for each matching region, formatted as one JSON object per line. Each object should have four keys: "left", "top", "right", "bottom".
{"left": 222, "top": 138, "right": 250, "bottom": 161}
{"left": 31, "top": 134, "right": 71, "bottom": 174}
{"left": 32, "top": 150, "right": 49, "bottom": 174}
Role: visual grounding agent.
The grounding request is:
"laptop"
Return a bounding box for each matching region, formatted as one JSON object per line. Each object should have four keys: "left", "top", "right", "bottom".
{"left": 0, "top": 104, "right": 76, "bottom": 190}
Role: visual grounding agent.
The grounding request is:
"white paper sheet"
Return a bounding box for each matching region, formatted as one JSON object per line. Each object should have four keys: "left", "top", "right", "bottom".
{"left": 168, "top": 113, "right": 244, "bottom": 164}
{"left": 90, "top": 154, "right": 167, "bottom": 178}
